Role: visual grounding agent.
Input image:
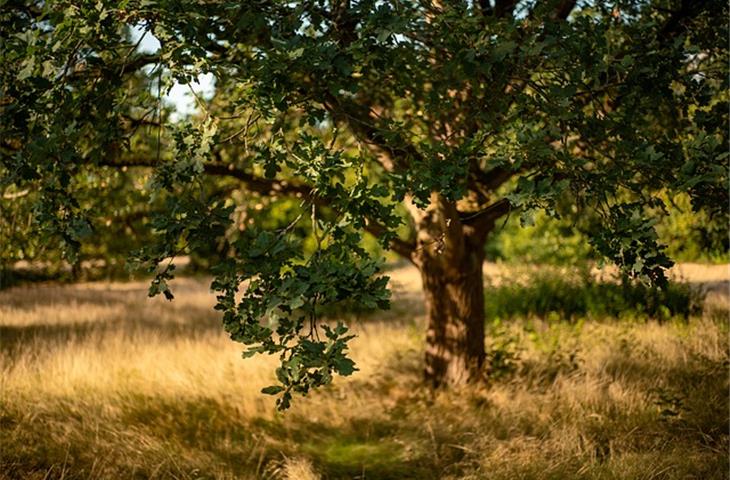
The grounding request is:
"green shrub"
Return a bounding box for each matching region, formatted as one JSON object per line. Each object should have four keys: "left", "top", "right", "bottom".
{"left": 485, "top": 210, "right": 595, "bottom": 266}
{"left": 485, "top": 269, "right": 705, "bottom": 322}
{"left": 654, "top": 193, "right": 729, "bottom": 263}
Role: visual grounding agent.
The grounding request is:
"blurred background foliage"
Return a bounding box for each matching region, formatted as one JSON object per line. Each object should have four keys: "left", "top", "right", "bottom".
{"left": 2, "top": 174, "right": 727, "bottom": 288}
{"left": 485, "top": 191, "right": 728, "bottom": 266}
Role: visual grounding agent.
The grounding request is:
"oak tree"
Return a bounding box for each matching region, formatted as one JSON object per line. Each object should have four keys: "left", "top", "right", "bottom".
{"left": 2, "top": 0, "right": 727, "bottom": 408}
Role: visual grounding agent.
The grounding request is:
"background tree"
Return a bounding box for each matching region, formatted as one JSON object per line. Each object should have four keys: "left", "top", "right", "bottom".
{"left": 1, "top": 0, "right": 726, "bottom": 408}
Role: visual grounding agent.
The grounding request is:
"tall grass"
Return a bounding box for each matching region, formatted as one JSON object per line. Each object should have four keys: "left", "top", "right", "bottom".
{"left": 1, "top": 268, "right": 728, "bottom": 479}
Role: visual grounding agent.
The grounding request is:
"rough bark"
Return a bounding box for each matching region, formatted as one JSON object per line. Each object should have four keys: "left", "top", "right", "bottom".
{"left": 419, "top": 246, "right": 487, "bottom": 386}
{"left": 409, "top": 194, "right": 491, "bottom": 387}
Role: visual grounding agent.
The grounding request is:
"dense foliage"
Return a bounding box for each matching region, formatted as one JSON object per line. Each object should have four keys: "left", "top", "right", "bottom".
{"left": 485, "top": 192, "right": 729, "bottom": 266}
{"left": 1, "top": 0, "right": 727, "bottom": 407}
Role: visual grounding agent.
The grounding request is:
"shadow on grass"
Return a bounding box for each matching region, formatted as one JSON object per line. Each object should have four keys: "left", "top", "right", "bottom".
{"left": 114, "top": 389, "right": 440, "bottom": 479}
{"left": 0, "top": 285, "right": 149, "bottom": 310}
{"left": 253, "top": 417, "right": 430, "bottom": 479}
{"left": 599, "top": 349, "right": 729, "bottom": 449}
{"left": 0, "top": 306, "right": 222, "bottom": 356}
{"left": 3, "top": 336, "right": 728, "bottom": 480}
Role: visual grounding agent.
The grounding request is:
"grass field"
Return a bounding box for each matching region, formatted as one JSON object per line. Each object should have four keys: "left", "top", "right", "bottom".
{"left": 1, "top": 264, "right": 728, "bottom": 479}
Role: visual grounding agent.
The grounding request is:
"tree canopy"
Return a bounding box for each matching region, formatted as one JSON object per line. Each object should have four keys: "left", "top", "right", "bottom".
{"left": 1, "top": 0, "right": 727, "bottom": 408}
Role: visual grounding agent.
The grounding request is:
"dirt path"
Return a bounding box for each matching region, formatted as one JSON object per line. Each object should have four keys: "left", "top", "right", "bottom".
{"left": 386, "top": 262, "right": 729, "bottom": 309}
{"left": 388, "top": 261, "right": 728, "bottom": 287}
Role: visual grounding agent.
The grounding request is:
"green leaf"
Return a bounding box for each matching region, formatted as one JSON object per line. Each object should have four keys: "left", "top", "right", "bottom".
{"left": 261, "top": 385, "right": 285, "bottom": 395}
{"left": 333, "top": 357, "right": 357, "bottom": 376}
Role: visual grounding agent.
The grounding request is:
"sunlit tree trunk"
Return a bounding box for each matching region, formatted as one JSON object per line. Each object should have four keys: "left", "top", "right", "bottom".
{"left": 410, "top": 194, "right": 490, "bottom": 386}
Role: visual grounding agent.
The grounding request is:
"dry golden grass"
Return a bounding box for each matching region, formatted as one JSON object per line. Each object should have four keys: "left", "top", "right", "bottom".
{"left": 1, "top": 265, "right": 728, "bottom": 479}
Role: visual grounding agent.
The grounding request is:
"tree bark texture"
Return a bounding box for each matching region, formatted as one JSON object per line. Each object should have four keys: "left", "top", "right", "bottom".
{"left": 409, "top": 194, "right": 491, "bottom": 387}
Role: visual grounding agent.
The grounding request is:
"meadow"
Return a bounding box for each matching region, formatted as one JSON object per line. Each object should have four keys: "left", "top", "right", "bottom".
{"left": 1, "top": 263, "right": 728, "bottom": 479}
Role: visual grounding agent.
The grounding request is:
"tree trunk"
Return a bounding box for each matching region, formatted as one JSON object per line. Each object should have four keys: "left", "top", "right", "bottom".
{"left": 409, "top": 194, "right": 491, "bottom": 387}
{"left": 420, "top": 246, "right": 486, "bottom": 386}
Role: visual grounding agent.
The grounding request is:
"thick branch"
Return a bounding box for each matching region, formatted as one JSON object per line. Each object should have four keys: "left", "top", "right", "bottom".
{"left": 99, "top": 157, "right": 415, "bottom": 258}
{"left": 494, "top": 0, "right": 519, "bottom": 18}
{"left": 68, "top": 53, "right": 159, "bottom": 82}
{"left": 527, "top": 0, "right": 576, "bottom": 21}
{"left": 470, "top": 165, "right": 514, "bottom": 193}
{"left": 331, "top": 0, "right": 357, "bottom": 46}
{"left": 460, "top": 198, "right": 512, "bottom": 226}
{"left": 660, "top": 0, "right": 711, "bottom": 40}
{"left": 549, "top": 0, "right": 577, "bottom": 20}
{"left": 363, "top": 221, "right": 416, "bottom": 261}
{"left": 2, "top": 189, "right": 30, "bottom": 200}
{"left": 98, "top": 158, "right": 313, "bottom": 199}
{"left": 122, "top": 53, "right": 160, "bottom": 73}
{"left": 321, "top": 93, "right": 420, "bottom": 171}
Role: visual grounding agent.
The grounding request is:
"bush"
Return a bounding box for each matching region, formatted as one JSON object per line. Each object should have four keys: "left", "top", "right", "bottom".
{"left": 485, "top": 268, "right": 705, "bottom": 322}
{"left": 484, "top": 210, "right": 595, "bottom": 266}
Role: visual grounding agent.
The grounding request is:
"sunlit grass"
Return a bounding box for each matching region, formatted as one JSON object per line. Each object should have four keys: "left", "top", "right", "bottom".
{"left": 1, "top": 266, "right": 728, "bottom": 479}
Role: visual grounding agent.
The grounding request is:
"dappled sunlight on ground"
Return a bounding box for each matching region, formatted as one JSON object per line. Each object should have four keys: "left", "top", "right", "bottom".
{"left": 1, "top": 264, "right": 728, "bottom": 479}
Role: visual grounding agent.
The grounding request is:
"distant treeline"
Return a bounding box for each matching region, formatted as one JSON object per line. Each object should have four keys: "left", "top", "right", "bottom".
{"left": 2, "top": 192, "right": 726, "bottom": 289}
